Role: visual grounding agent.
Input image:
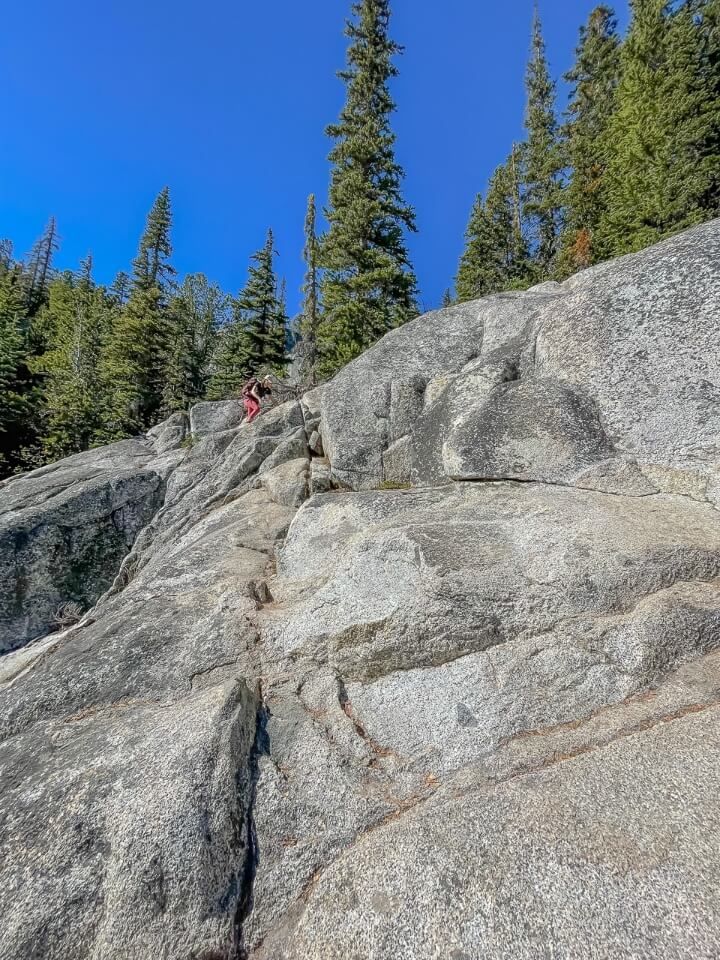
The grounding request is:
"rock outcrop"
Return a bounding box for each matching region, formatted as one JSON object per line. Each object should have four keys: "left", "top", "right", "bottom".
{"left": 2, "top": 221, "right": 720, "bottom": 959}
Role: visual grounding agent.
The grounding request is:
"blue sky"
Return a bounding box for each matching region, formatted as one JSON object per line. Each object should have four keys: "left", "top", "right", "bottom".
{"left": 0, "top": 1, "right": 628, "bottom": 314}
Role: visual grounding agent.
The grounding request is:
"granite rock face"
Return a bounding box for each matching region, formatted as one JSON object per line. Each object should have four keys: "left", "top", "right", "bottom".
{"left": 2, "top": 222, "right": 720, "bottom": 959}
{"left": 322, "top": 219, "right": 720, "bottom": 494}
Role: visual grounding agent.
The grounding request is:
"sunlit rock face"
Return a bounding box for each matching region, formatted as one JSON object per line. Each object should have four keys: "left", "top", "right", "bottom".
{"left": 2, "top": 220, "right": 720, "bottom": 960}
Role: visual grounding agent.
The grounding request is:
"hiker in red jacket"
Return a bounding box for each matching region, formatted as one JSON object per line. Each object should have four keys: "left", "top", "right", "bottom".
{"left": 241, "top": 375, "right": 272, "bottom": 423}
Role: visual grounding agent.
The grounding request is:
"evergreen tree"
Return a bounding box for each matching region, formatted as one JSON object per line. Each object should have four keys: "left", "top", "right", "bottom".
{"left": 299, "top": 194, "right": 322, "bottom": 385}
{"left": 559, "top": 5, "right": 621, "bottom": 274}
{"left": 207, "top": 231, "right": 287, "bottom": 399}
{"left": 161, "top": 274, "right": 227, "bottom": 414}
{"left": 522, "top": 8, "right": 564, "bottom": 275}
{"left": 599, "top": 0, "right": 718, "bottom": 254}
{"left": 456, "top": 155, "right": 531, "bottom": 301}
{"left": 0, "top": 239, "right": 14, "bottom": 270}
{"left": 0, "top": 263, "right": 32, "bottom": 473}
{"left": 98, "top": 188, "right": 174, "bottom": 438}
{"left": 319, "top": 0, "right": 417, "bottom": 376}
{"left": 441, "top": 288, "right": 453, "bottom": 308}
{"left": 206, "top": 306, "right": 251, "bottom": 402}
{"left": 24, "top": 217, "right": 60, "bottom": 315}
{"left": 109, "top": 271, "right": 131, "bottom": 306}
{"left": 39, "top": 257, "right": 111, "bottom": 459}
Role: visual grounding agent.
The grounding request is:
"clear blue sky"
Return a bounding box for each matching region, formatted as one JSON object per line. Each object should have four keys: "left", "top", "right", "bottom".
{"left": 0, "top": 0, "right": 628, "bottom": 314}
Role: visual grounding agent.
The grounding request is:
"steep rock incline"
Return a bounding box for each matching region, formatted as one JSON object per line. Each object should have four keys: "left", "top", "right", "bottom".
{"left": 1, "top": 221, "right": 720, "bottom": 960}
{"left": 0, "top": 438, "right": 175, "bottom": 654}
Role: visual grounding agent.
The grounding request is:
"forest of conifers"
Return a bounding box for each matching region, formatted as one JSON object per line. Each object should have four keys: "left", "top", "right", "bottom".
{"left": 0, "top": 0, "right": 718, "bottom": 478}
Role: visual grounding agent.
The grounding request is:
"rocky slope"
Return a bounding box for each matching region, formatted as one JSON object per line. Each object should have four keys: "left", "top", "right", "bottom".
{"left": 1, "top": 220, "right": 720, "bottom": 959}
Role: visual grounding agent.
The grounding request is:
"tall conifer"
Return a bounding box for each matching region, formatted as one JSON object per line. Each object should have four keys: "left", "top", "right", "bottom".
{"left": 98, "top": 188, "right": 174, "bottom": 438}
{"left": 559, "top": 6, "right": 621, "bottom": 273}
{"left": 24, "top": 217, "right": 59, "bottom": 315}
{"left": 0, "top": 263, "right": 32, "bottom": 472}
{"left": 40, "top": 257, "right": 111, "bottom": 459}
{"left": 522, "top": 9, "right": 564, "bottom": 275}
{"left": 599, "top": 0, "right": 717, "bottom": 253}
{"left": 207, "top": 231, "right": 287, "bottom": 399}
{"left": 319, "top": 0, "right": 417, "bottom": 376}
{"left": 161, "top": 274, "right": 227, "bottom": 414}
{"left": 299, "top": 194, "right": 322, "bottom": 385}
{"left": 456, "top": 156, "right": 531, "bottom": 301}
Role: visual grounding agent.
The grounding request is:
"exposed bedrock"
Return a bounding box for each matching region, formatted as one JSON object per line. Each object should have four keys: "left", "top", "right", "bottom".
{"left": 1, "top": 222, "right": 720, "bottom": 959}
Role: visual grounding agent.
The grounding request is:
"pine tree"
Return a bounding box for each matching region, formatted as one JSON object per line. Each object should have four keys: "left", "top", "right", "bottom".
{"left": 456, "top": 155, "right": 531, "bottom": 301}
{"left": 0, "top": 263, "right": 32, "bottom": 473}
{"left": 24, "top": 217, "right": 60, "bottom": 315}
{"left": 98, "top": 188, "right": 174, "bottom": 438}
{"left": 522, "top": 8, "right": 564, "bottom": 275}
{"left": 207, "top": 231, "right": 287, "bottom": 399}
{"left": 238, "top": 230, "right": 287, "bottom": 374}
{"left": 161, "top": 274, "right": 227, "bottom": 414}
{"left": 319, "top": 0, "right": 417, "bottom": 376}
{"left": 298, "top": 194, "right": 322, "bottom": 385}
{"left": 206, "top": 306, "right": 251, "bottom": 402}
{"left": 559, "top": 5, "right": 621, "bottom": 274}
{"left": 693, "top": 0, "right": 720, "bottom": 213}
{"left": 39, "top": 257, "right": 111, "bottom": 459}
{"left": 109, "top": 271, "right": 131, "bottom": 306}
{"left": 441, "top": 288, "right": 453, "bottom": 308}
{"left": 599, "top": 0, "right": 718, "bottom": 254}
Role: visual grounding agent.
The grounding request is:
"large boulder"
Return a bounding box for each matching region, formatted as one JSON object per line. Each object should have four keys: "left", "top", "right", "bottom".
{"left": 0, "top": 440, "right": 165, "bottom": 654}
{"left": 321, "top": 220, "right": 720, "bottom": 493}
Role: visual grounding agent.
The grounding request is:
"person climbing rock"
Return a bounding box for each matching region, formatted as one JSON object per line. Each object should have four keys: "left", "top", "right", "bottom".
{"left": 241, "top": 375, "right": 273, "bottom": 423}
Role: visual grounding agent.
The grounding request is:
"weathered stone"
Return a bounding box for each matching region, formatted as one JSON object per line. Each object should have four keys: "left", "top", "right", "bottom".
{"left": 2, "top": 223, "right": 720, "bottom": 960}
{"left": 308, "top": 429, "right": 324, "bottom": 457}
{"left": 262, "top": 459, "right": 309, "bottom": 509}
{"left": 309, "top": 458, "right": 334, "bottom": 495}
{"left": 190, "top": 398, "right": 245, "bottom": 436}
{"left": 0, "top": 441, "right": 164, "bottom": 654}
{"left": 322, "top": 220, "right": 720, "bottom": 493}
{"left": 147, "top": 410, "right": 189, "bottom": 453}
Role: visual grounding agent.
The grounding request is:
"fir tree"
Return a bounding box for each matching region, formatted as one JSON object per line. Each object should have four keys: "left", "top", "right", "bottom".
{"left": 39, "top": 257, "right": 111, "bottom": 459}
{"left": 237, "top": 230, "right": 287, "bottom": 374}
{"left": 559, "top": 5, "right": 621, "bottom": 274}
{"left": 299, "top": 194, "right": 322, "bottom": 385}
{"left": 441, "top": 288, "right": 453, "bottom": 308}
{"left": 161, "top": 274, "right": 227, "bottom": 414}
{"left": 599, "top": 0, "right": 718, "bottom": 254}
{"left": 522, "top": 8, "right": 564, "bottom": 275}
{"left": 207, "top": 231, "right": 287, "bottom": 399}
{"left": 319, "top": 0, "right": 417, "bottom": 376}
{"left": 0, "top": 263, "right": 32, "bottom": 473}
{"left": 109, "top": 271, "right": 131, "bottom": 306}
{"left": 24, "top": 217, "right": 60, "bottom": 315}
{"left": 456, "top": 155, "right": 531, "bottom": 301}
{"left": 98, "top": 189, "right": 174, "bottom": 438}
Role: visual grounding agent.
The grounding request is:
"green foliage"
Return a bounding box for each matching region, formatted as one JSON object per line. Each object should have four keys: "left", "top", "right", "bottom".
{"left": 24, "top": 217, "right": 60, "bottom": 316}
{"left": 207, "top": 231, "right": 288, "bottom": 400}
{"left": 599, "top": 0, "right": 720, "bottom": 255}
{"left": 0, "top": 264, "right": 33, "bottom": 471}
{"left": 298, "top": 194, "right": 322, "bottom": 385}
{"left": 522, "top": 10, "right": 565, "bottom": 274}
{"left": 558, "top": 5, "right": 621, "bottom": 275}
{"left": 456, "top": 153, "right": 531, "bottom": 301}
{"left": 319, "top": 0, "right": 417, "bottom": 377}
{"left": 161, "top": 274, "right": 227, "bottom": 415}
{"left": 38, "top": 258, "right": 112, "bottom": 460}
{"left": 97, "top": 189, "right": 175, "bottom": 439}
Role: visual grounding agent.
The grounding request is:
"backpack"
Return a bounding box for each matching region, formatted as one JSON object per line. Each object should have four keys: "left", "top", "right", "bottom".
{"left": 241, "top": 377, "right": 258, "bottom": 400}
